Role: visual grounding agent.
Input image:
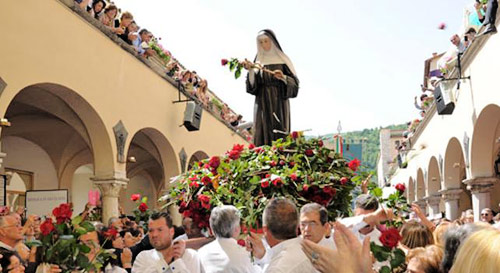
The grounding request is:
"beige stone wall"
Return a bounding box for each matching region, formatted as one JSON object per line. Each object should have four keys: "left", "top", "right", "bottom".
{"left": 0, "top": 0, "right": 247, "bottom": 222}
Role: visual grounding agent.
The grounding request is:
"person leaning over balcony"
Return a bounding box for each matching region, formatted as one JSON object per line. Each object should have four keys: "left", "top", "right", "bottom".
{"left": 196, "top": 79, "right": 210, "bottom": 106}
{"left": 114, "top": 12, "right": 135, "bottom": 42}
{"left": 124, "top": 21, "right": 139, "bottom": 45}
{"left": 478, "top": 0, "right": 498, "bottom": 35}
{"left": 87, "top": 0, "right": 105, "bottom": 19}
{"left": 99, "top": 4, "right": 119, "bottom": 30}
{"left": 74, "top": 0, "right": 90, "bottom": 11}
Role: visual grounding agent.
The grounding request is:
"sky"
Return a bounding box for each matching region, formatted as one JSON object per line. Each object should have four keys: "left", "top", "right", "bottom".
{"left": 113, "top": 0, "right": 473, "bottom": 136}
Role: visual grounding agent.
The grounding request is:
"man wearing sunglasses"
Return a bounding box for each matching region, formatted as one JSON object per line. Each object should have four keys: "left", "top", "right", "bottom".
{"left": 480, "top": 208, "right": 496, "bottom": 225}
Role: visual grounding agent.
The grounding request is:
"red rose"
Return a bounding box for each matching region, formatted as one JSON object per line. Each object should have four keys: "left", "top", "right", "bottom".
{"left": 255, "top": 147, "right": 264, "bottom": 153}
{"left": 103, "top": 227, "right": 118, "bottom": 239}
{"left": 340, "top": 177, "right": 348, "bottom": 185}
{"left": 323, "top": 186, "right": 336, "bottom": 197}
{"left": 395, "top": 183, "right": 406, "bottom": 193}
{"left": 228, "top": 150, "right": 240, "bottom": 160}
{"left": 302, "top": 184, "right": 309, "bottom": 191}
{"left": 201, "top": 176, "right": 212, "bottom": 186}
{"left": 261, "top": 181, "right": 270, "bottom": 188}
{"left": 305, "top": 149, "right": 314, "bottom": 157}
{"left": 189, "top": 181, "right": 199, "bottom": 188}
{"left": 209, "top": 156, "right": 221, "bottom": 169}
{"left": 198, "top": 194, "right": 211, "bottom": 210}
{"left": 289, "top": 162, "right": 295, "bottom": 167}
{"left": 130, "top": 194, "right": 141, "bottom": 201}
{"left": 237, "top": 239, "right": 246, "bottom": 247}
{"left": 265, "top": 174, "right": 271, "bottom": 178}
{"left": 318, "top": 140, "right": 324, "bottom": 147}
{"left": 290, "top": 173, "right": 298, "bottom": 181}
{"left": 348, "top": 158, "right": 361, "bottom": 172}
{"left": 379, "top": 228, "right": 402, "bottom": 249}
{"left": 279, "top": 160, "right": 286, "bottom": 166}
{"left": 53, "top": 203, "right": 72, "bottom": 224}
{"left": 272, "top": 178, "right": 283, "bottom": 187}
{"left": 138, "top": 203, "right": 148, "bottom": 212}
{"left": 221, "top": 59, "right": 228, "bottom": 66}
{"left": 40, "top": 219, "right": 55, "bottom": 236}
{"left": 291, "top": 131, "right": 299, "bottom": 139}
{"left": 438, "top": 22, "right": 446, "bottom": 30}
{"left": 198, "top": 162, "right": 203, "bottom": 167}
{"left": 270, "top": 161, "right": 277, "bottom": 167}
{"left": 232, "top": 144, "right": 245, "bottom": 152}
{"left": 248, "top": 143, "right": 255, "bottom": 149}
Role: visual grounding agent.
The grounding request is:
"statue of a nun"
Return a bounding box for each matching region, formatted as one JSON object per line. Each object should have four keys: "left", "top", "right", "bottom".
{"left": 245, "top": 29, "right": 299, "bottom": 146}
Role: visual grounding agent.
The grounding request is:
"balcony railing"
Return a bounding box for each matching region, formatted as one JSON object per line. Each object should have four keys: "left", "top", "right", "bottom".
{"left": 59, "top": 0, "right": 250, "bottom": 141}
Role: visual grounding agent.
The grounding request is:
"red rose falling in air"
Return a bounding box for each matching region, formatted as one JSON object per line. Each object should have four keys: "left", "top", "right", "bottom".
{"left": 348, "top": 158, "right": 361, "bottom": 172}
{"left": 221, "top": 59, "right": 228, "bottom": 66}
{"left": 138, "top": 202, "right": 148, "bottom": 212}
{"left": 40, "top": 219, "right": 55, "bottom": 236}
{"left": 438, "top": 22, "right": 446, "bottom": 30}
{"left": 379, "top": 228, "right": 402, "bottom": 249}
{"left": 395, "top": 183, "right": 406, "bottom": 193}
{"left": 130, "top": 194, "right": 141, "bottom": 201}
{"left": 291, "top": 131, "right": 299, "bottom": 139}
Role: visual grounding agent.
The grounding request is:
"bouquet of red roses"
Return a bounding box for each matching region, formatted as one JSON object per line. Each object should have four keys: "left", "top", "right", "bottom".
{"left": 28, "top": 203, "right": 114, "bottom": 272}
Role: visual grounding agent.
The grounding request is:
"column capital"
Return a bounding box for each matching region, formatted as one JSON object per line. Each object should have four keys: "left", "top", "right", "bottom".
{"left": 424, "top": 194, "right": 441, "bottom": 206}
{"left": 439, "top": 188, "right": 463, "bottom": 201}
{"left": 91, "top": 177, "right": 128, "bottom": 198}
{"left": 463, "top": 177, "right": 498, "bottom": 194}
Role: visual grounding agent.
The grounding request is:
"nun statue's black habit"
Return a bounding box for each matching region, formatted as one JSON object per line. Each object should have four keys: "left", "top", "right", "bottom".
{"left": 246, "top": 29, "right": 299, "bottom": 146}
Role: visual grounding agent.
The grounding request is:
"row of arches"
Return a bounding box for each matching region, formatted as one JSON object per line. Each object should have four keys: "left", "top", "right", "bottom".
{"left": 0, "top": 83, "right": 209, "bottom": 215}
{"left": 399, "top": 104, "right": 500, "bottom": 219}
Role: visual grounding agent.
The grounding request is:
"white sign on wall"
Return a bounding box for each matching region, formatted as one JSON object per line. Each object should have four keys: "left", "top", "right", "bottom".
{"left": 25, "top": 190, "right": 68, "bottom": 217}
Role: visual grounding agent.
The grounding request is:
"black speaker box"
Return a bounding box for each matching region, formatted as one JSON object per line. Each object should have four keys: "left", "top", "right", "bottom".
{"left": 435, "top": 84, "right": 455, "bottom": 115}
{"left": 183, "top": 101, "right": 202, "bottom": 131}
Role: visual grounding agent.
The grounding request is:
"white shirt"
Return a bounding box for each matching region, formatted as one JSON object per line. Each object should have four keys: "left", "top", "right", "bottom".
{"left": 198, "top": 237, "right": 262, "bottom": 273}
{"left": 317, "top": 231, "right": 336, "bottom": 250}
{"left": 264, "top": 237, "right": 316, "bottom": 273}
{"left": 132, "top": 248, "right": 201, "bottom": 273}
{"left": 339, "top": 215, "right": 382, "bottom": 245}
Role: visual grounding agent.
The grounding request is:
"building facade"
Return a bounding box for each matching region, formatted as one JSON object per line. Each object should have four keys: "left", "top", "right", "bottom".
{"left": 0, "top": 0, "right": 247, "bottom": 224}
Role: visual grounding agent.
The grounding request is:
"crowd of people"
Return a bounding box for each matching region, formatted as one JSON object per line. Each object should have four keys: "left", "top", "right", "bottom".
{"left": 74, "top": 0, "right": 253, "bottom": 141}
{"left": 0, "top": 191, "right": 499, "bottom": 272}
{"left": 404, "top": 0, "right": 498, "bottom": 144}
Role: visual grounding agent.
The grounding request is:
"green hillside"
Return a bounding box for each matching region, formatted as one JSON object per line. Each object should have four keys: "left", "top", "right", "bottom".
{"left": 319, "top": 124, "right": 406, "bottom": 177}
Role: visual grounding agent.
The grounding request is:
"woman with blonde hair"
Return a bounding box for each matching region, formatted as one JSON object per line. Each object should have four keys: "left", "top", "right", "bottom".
{"left": 433, "top": 221, "right": 451, "bottom": 247}
{"left": 450, "top": 228, "right": 500, "bottom": 273}
{"left": 406, "top": 245, "right": 443, "bottom": 273}
{"left": 400, "top": 220, "right": 435, "bottom": 249}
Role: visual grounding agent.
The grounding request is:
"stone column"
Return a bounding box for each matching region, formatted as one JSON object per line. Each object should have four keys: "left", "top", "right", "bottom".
{"left": 91, "top": 177, "right": 128, "bottom": 225}
{"left": 0, "top": 151, "right": 7, "bottom": 172}
{"left": 463, "top": 177, "right": 498, "bottom": 222}
{"left": 424, "top": 195, "right": 441, "bottom": 218}
{"left": 439, "top": 188, "right": 463, "bottom": 220}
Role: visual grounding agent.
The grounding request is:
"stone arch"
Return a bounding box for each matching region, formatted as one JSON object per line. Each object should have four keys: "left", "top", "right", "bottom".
{"left": 444, "top": 137, "right": 466, "bottom": 189}
{"left": 1, "top": 83, "right": 115, "bottom": 184}
{"left": 188, "top": 151, "right": 209, "bottom": 170}
{"left": 407, "top": 177, "right": 415, "bottom": 203}
{"left": 470, "top": 104, "right": 500, "bottom": 178}
{"left": 416, "top": 168, "right": 425, "bottom": 201}
{"left": 125, "top": 128, "right": 180, "bottom": 194}
{"left": 426, "top": 156, "right": 441, "bottom": 196}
